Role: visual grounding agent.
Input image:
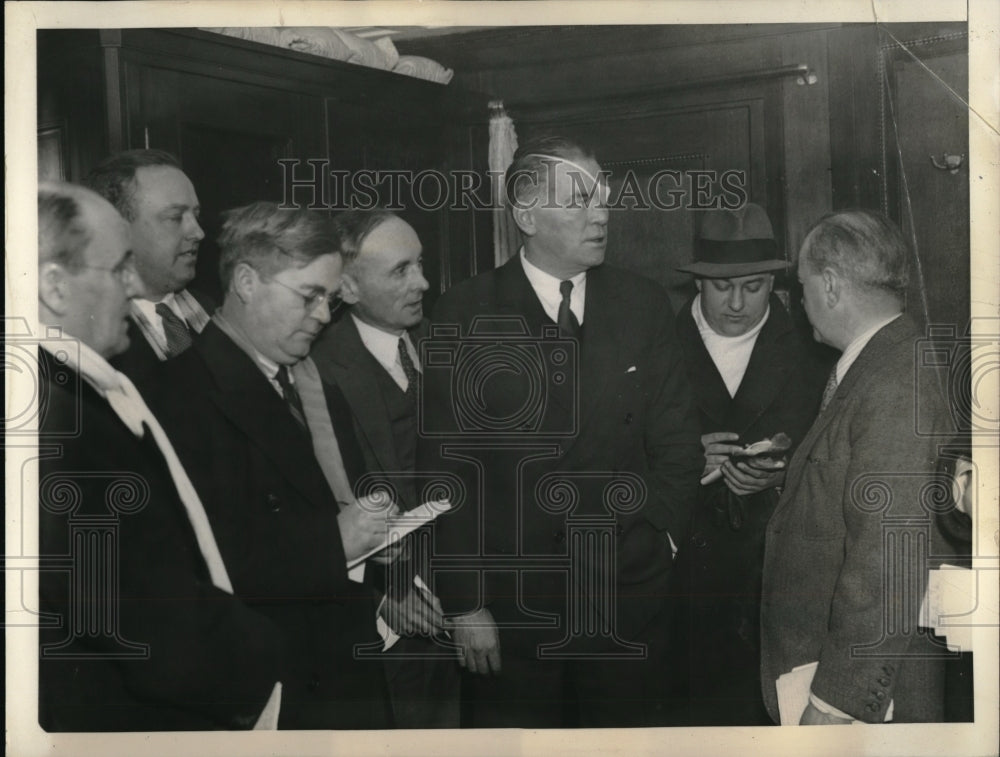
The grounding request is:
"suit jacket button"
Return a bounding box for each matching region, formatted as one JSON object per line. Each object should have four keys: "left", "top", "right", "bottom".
{"left": 878, "top": 677, "right": 889, "bottom": 686}
{"left": 624, "top": 413, "right": 633, "bottom": 424}
{"left": 267, "top": 493, "right": 281, "bottom": 512}
{"left": 691, "top": 533, "right": 707, "bottom": 548}
{"left": 308, "top": 676, "right": 321, "bottom": 692}
{"left": 867, "top": 702, "right": 880, "bottom": 712}
{"left": 875, "top": 691, "right": 885, "bottom": 700}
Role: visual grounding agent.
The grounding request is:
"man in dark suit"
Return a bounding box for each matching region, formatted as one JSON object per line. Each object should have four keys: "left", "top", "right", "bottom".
{"left": 669, "top": 203, "right": 830, "bottom": 725}
{"left": 311, "top": 209, "right": 460, "bottom": 728}
{"left": 36, "top": 182, "right": 283, "bottom": 730}
{"left": 761, "top": 209, "right": 953, "bottom": 724}
{"left": 419, "top": 136, "right": 704, "bottom": 727}
{"left": 85, "top": 149, "right": 211, "bottom": 380}
{"left": 142, "top": 201, "right": 399, "bottom": 729}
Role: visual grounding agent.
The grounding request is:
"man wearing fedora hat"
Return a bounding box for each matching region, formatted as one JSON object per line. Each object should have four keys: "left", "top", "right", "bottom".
{"left": 669, "top": 203, "right": 831, "bottom": 725}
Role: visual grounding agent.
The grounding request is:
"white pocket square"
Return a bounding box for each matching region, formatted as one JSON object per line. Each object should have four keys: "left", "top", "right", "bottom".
{"left": 626, "top": 365, "right": 637, "bottom": 373}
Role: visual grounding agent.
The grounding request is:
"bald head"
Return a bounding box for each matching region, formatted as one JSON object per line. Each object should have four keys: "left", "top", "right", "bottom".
{"left": 38, "top": 182, "right": 136, "bottom": 357}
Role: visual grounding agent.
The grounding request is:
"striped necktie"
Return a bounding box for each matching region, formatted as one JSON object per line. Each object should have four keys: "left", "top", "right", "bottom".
{"left": 398, "top": 336, "right": 420, "bottom": 396}
{"left": 155, "top": 302, "right": 193, "bottom": 358}
{"left": 276, "top": 365, "right": 309, "bottom": 432}
{"left": 820, "top": 367, "right": 839, "bottom": 412}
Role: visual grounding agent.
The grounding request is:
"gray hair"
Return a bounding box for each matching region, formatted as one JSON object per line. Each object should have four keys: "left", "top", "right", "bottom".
{"left": 38, "top": 181, "right": 98, "bottom": 272}
{"left": 800, "top": 209, "right": 909, "bottom": 298}
{"left": 332, "top": 209, "right": 400, "bottom": 266}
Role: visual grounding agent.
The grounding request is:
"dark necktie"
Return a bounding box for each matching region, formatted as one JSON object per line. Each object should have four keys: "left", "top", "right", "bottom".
{"left": 820, "top": 367, "right": 839, "bottom": 412}
{"left": 276, "top": 365, "right": 309, "bottom": 432}
{"left": 155, "top": 302, "right": 193, "bottom": 358}
{"left": 398, "top": 336, "right": 420, "bottom": 397}
{"left": 557, "top": 279, "right": 581, "bottom": 339}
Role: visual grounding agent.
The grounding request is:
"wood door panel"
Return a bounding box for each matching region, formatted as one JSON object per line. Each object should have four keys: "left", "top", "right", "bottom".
{"left": 891, "top": 46, "right": 969, "bottom": 330}
{"left": 516, "top": 99, "right": 770, "bottom": 312}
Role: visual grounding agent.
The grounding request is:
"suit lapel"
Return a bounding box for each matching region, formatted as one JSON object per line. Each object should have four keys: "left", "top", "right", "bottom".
{"left": 575, "top": 266, "right": 623, "bottom": 438}
{"left": 194, "top": 323, "right": 334, "bottom": 509}
{"left": 317, "top": 316, "right": 401, "bottom": 473}
{"left": 729, "top": 301, "right": 796, "bottom": 433}
{"left": 493, "top": 257, "right": 576, "bottom": 422}
{"left": 676, "top": 300, "right": 733, "bottom": 428}
{"left": 774, "top": 315, "right": 913, "bottom": 517}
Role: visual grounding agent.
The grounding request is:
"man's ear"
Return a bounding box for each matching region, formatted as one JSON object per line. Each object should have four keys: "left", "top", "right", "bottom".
{"left": 511, "top": 205, "right": 536, "bottom": 237}
{"left": 231, "top": 262, "right": 258, "bottom": 304}
{"left": 339, "top": 269, "right": 361, "bottom": 305}
{"left": 38, "top": 262, "right": 70, "bottom": 316}
{"left": 822, "top": 267, "right": 840, "bottom": 307}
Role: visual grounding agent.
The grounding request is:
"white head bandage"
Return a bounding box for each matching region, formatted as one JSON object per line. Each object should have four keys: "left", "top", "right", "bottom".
{"left": 511, "top": 153, "right": 610, "bottom": 207}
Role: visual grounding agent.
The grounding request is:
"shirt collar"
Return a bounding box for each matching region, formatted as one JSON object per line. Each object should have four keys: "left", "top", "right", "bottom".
{"left": 520, "top": 248, "right": 587, "bottom": 291}
{"left": 351, "top": 313, "right": 409, "bottom": 368}
{"left": 836, "top": 313, "right": 902, "bottom": 384}
{"left": 132, "top": 291, "right": 178, "bottom": 322}
{"left": 519, "top": 248, "right": 587, "bottom": 324}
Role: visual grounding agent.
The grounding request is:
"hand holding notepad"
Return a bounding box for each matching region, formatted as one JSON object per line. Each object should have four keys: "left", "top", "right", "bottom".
{"left": 337, "top": 492, "right": 402, "bottom": 564}
{"left": 346, "top": 499, "right": 452, "bottom": 570}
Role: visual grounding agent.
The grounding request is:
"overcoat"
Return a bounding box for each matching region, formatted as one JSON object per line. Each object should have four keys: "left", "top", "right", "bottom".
{"left": 38, "top": 348, "right": 283, "bottom": 731}
{"left": 670, "top": 295, "right": 830, "bottom": 725}
{"left": 761, "top": 316, "right": 952, "bottom": 723}
{"left": 143, "top": 322, "right": 391, "bottom": 729}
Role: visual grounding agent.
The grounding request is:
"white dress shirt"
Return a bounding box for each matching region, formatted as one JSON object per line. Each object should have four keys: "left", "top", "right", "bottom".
{"left": 520, "top": 249, "right": 587, "bottom": 325}
{"left": 132, "top": 292, "right": 183, "bottom": 345}
{"left": 351, "top": 314, "right": 421, "bottom": 392}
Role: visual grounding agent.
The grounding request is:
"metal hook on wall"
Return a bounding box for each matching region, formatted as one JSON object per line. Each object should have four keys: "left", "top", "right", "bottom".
{"left": 929, "top": 153, "right": 964, "bottom": 174}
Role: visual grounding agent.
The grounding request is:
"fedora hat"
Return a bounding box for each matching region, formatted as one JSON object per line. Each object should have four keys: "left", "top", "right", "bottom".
{"left": 676, "top": 203, "right": 788, "bottom": 278}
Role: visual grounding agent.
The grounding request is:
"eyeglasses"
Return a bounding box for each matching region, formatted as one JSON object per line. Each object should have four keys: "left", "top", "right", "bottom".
{"left": 269, "top": 276, "right": 344, "bottom": 316}
{"left": 77, "top": 252, "right": 133, "bottom": 284}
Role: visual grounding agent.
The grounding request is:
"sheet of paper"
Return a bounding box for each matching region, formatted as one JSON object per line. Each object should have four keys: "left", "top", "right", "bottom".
{"left": 776, "top": 661, "right": 818, "bottom": 725}
{"left": 920, "top": 564, "right": 986, "bottom": 653}
{"left": 251, "top": 682, "right": 282, "bottom": 730}
{"left": 346, "top": 499, "right": 452, "bottom": 570}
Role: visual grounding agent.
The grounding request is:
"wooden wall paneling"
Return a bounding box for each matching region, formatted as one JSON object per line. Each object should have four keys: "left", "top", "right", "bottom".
{"left": 880, "top": 29, "right": 969, "bottom": 330}
{"left": 37, "top": 30, "right": 109, "bottom": 181}
{"left": 778, "top": 28, "right": 834, "bottom": 259}
{"left": 513, "top": 83, "right": 779, "bottom": 313}
{"left": 827, "top": 25, "right": 884, "bottom": 211}
{"left": 98, "top": 30, "right": 126, "bottom": 155}
{"left": 464, "top": 120, "right": 500, "bottom": 283}
{"left": 326, "top": 97, "right": 450, "bottom": 311}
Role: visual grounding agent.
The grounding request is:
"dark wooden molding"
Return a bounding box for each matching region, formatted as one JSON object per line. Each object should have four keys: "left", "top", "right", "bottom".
{"left": 99, "top": 30, "right": 124, "bottom": 154}
{"left": 397, "top": 23, "right": 842, "bottom": 72}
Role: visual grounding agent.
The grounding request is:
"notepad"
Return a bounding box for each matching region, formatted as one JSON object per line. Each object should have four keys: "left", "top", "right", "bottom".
{"left": 346, "top": 499, "right": 452, "bottom": 570}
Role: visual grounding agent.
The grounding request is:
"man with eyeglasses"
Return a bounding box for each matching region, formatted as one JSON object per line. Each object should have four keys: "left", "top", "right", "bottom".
{"left": 142, "top": 201, "right": 398, "bottom": 729}
{"left": 36, "top": 182, "right": 286, "bottom": 730}
{"left": 85, "top": 149, "right": 211, "bottom": 379}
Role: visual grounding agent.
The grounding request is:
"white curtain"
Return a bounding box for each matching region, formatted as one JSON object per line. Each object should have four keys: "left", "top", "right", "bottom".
{"left": 489, "top": 101, "right": 521, "bottom": 267}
